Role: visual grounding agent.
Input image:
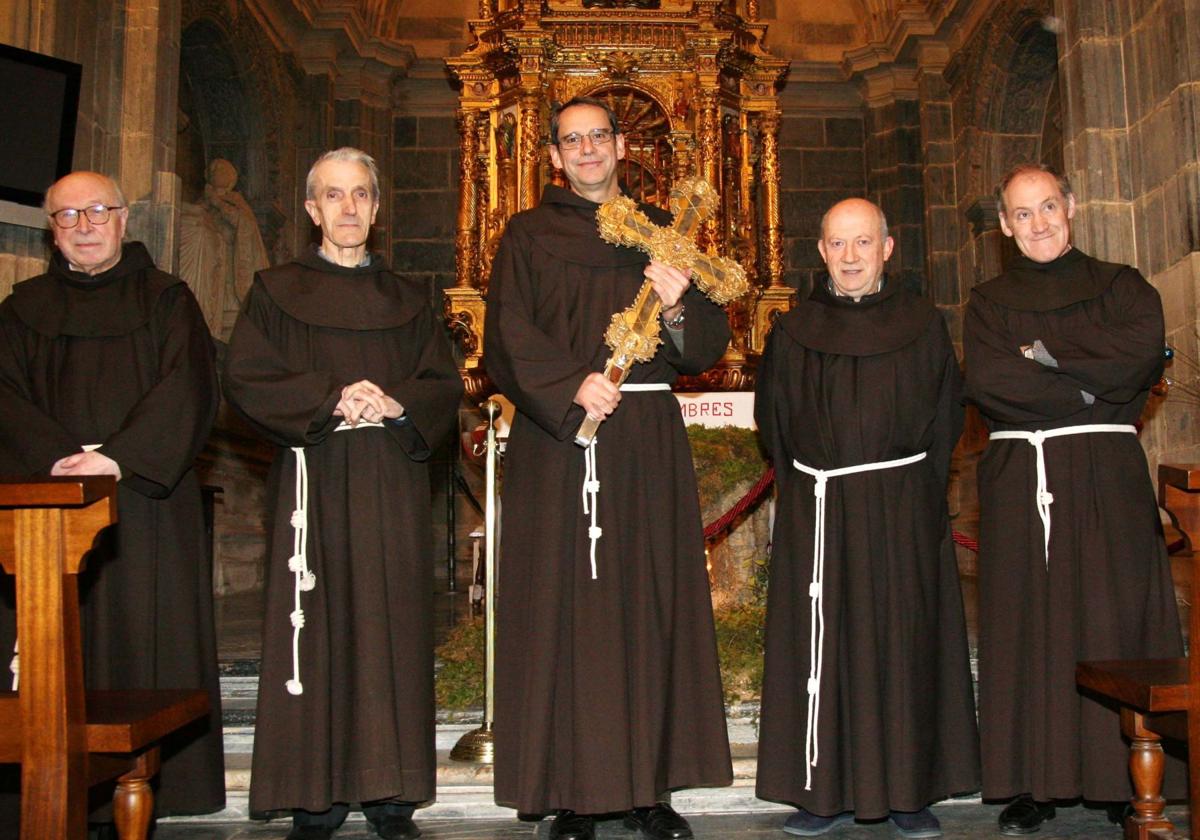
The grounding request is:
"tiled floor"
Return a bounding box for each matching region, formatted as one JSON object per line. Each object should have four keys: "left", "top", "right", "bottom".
{"left": 154, "top": 802, "right": 1187, "bottom": 838}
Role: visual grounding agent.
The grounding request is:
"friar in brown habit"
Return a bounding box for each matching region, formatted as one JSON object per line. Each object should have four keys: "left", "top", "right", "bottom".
{"left": 965, "top": 163, "right": 1182, "bottom": 836}
{"left": 0, "top": 171, "right": 225, "bottom": 825}
{"left": 754, "top": 198, "right": 979, "bottom": 839}
{"left": 223, "top": 148, "right": 462, "bottom": 840}
{"left": 484, "top": 96, "right": 733, "bottom": 840}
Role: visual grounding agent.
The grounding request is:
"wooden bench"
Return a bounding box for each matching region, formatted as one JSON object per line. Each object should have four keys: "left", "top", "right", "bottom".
{"left": 0, "top": 476, "right": 210, "bottom": 839}
{"left": 1076, "top": 463, "right": 1200, "bottom": 840}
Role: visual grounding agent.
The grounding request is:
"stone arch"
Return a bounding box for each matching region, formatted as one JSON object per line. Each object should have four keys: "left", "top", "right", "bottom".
{"left": 179, "top": 0, "right": 302, "bottom": 260}
{"left": 179, "top": 19, "right": 268, "bottom": 212}
{"left": 984, "top": 15, "right": 1062, "bottom": 189}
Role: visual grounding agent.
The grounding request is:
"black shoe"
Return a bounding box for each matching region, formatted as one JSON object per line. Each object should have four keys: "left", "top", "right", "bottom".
{"left": 368, "top": 813, "right": 421, "bottom": 839}
{"left": 998, "top": 796, "right": 1056, "bottom": 835}
{"left": 1105, "top": 802, "right": 1133, "bottom": 825}
{"left": 287, "top": 827, "right": 336, "bottom": 840}
{"left": 550, "top": 810, "right": 596, "bottom": 840}
{"left": 623, "top": 803, "right": 694, "bottom": 839}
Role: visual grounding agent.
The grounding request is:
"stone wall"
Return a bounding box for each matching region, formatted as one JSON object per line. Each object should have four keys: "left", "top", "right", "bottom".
{"left": 1056, "top": 0, "right": 1200, "bottom": 474}
{"left": 777, "top": 107, "right": 868, "bottom": 293}
{"left": 866, "top": 94, "right": 926, "bottom": 295}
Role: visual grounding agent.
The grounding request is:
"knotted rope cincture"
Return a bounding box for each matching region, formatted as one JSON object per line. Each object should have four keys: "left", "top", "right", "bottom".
{"left": 284, "top": 420, "right": 383, "bottom": 696}
{"left": 791, "top": 450, "right": 928, "bottom": 790}
{"left": 582, "top": 437, "right": 601, "bottom": 580}
{"left": 989, "top": 424, "right": 1136, "bottom": 568}
{"left": 578, "top": 383, "right": 668, "bottom": 580}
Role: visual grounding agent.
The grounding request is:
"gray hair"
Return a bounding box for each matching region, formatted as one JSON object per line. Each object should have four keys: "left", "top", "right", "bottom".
{"left": 819, "top": 199, "right": 889, "bottom": 241}
{"left": 995, "top": 162, "right": 1073, "bottom": 217}
{"left": 305, "top": 147, "right": 380, "bottom": 200}
{"left": 42, "top": 172, "right": 127, "bottom": 215}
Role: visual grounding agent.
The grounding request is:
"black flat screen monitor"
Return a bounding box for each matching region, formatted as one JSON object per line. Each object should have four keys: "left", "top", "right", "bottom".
{"left": 0, "top": 43, "right": 82, "bottom": 208}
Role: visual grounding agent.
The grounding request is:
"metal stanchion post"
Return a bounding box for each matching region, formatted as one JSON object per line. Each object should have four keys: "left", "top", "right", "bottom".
{"left": 450, "top": 399, "right": 500, "bottom": 762}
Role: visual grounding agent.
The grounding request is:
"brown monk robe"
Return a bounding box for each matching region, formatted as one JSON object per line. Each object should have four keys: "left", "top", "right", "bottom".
{"left": 754, "top": 277, "right": 979, "bottom": 819}
{"left": 485, "top": 182, "right": 734, "bottom": 816}
{"left": 0, "top": 241, "right": 225, "bottom": 816}
{"left": 966, "top": 246, "right": 1183, "bottom": 803}
{"left": 224, "top": 250, "right": 463, "bottom": 814}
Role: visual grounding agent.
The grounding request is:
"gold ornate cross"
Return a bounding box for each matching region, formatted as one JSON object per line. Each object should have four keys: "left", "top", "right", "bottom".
{"left": 574, "top": 177, "right": 749, "bottom": 446}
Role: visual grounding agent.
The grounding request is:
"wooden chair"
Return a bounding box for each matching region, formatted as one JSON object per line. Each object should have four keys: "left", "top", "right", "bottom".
{"left": 1077, "top": 463, "right": 1200, "bottom": 840}
{"left": 0, "top": 476, "right": 210, "bottom": 840}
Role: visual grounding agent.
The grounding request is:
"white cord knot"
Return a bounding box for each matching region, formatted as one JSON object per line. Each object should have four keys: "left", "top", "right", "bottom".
{"left": 290, "top": 608, "right": 306, "bottom": 628}
{"left": 812, "top": 474, "right": 828, "bottom": 499}
{"left": 288, "top": 554, "right": 304, "bottom": 572}
{"left": 807, "top": 677, "right": 819, "bottom": 694}
{"left": 285, "top": 679, "right": 304, "bottom": 696}
{"left": 583, "top": 438, "right": 602, "bottom": 580}
{"left": 1038, "top": 490, "right": 1054, "bottom": 506}
{"left": 808, "top": 581, "right": 821, "bottom": 598}
{"left": 290, "top": 509, "right": 305, "bottom": 528}
{"left": 299, "top": 572, "right": 316, "bottom": 592}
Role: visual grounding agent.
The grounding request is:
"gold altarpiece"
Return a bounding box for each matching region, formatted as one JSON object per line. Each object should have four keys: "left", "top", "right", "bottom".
{"left": 444, "top": 0, "right": 792, "bottom": 398}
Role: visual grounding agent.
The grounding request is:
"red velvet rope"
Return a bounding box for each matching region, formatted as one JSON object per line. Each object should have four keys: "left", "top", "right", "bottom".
{"left": 702, "top": 465, "right": 775, "bottom": 540}
{"left": 701, "top": 465, "right": 982, "bottom": 554}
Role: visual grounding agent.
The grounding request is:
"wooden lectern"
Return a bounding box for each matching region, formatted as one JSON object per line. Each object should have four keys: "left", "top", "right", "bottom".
{"left": 0, "top": 476, "right": 209, "bottom": 839}
{"left": 1077, "top": 463, "right": 1200, "bottom": 840}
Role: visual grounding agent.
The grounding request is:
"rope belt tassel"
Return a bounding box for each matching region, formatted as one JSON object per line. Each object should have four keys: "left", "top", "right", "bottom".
{"left": 791, "top": 450, "right": 928, "bottom": 790}
{"left": 285, "top": 419, "right": 383, "bottom": 697}
{"left": 989, "top": 424, "right": 1136, "bottom": 568}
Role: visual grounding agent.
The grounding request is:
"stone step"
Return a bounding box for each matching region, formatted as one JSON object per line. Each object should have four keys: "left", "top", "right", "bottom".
{"left": 162, "top": 675, "right": 784, "bottom": 824}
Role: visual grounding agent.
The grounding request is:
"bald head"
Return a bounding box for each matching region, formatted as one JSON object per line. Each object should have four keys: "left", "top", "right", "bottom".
{"left": 819, "top": 198, "right": 888, "bottom": 242}
{"left": 44, "top": 172, "right": 129, "bottom": 276}
{"left": 817, "top": 198, "right": 894, "bottom": 301}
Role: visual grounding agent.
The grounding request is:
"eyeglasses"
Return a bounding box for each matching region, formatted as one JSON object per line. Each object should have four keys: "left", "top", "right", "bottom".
{"left": 556, "top": 128, "right": 614, "bottom": 150}
{"left": 48, "top": 204, "right": 124, "bottom": 229}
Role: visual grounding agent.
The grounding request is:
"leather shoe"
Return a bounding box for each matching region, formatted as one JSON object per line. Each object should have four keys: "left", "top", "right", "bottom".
{"left": 550, "top": 810, "right": 596, "bottom": 840}
{"left": 368, "top": 813, "right": 421, "bottom": 839}
{"left": 998, "top": 795, "right": 1055, "bottom": 835}
{"left": 286, "top": 827, "right": 336, "bottom": 840}
{"left": 623, "top": 803, "right": 694, "bottom": 839}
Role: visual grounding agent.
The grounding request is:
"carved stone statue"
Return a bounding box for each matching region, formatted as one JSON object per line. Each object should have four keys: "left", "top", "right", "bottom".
{"left": 179, "top": 159, "right": 269, "bottom": 341}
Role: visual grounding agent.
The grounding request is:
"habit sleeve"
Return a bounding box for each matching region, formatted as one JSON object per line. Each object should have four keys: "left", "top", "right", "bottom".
{"left": 963, "top": 291, "right": 1092, "bottom": 424}
{"left": 659, "top": 284, "right": 732, "bottom": 376}
{"left": 1035, "top": 269, "right": 1165, "bottom": 405}
{"left": 930, "top": 318, "right": 965, "bottom": 489}
{"left": 223, "top": 279, "right": 343, "bottom": 447}
{"left": 753, "top": 325, "right": 792, "bottom": 471}
{"left": 98, "top": 285, "right": 219, "bottom": 499}
{"left": 375, "top": 305, "right": 464, "bottom": 462}
{"left": 484, "top": 225, "right": 593, "bottom": 441}
{"left": 0, "top": 302, "right": 83, "bottom": 474}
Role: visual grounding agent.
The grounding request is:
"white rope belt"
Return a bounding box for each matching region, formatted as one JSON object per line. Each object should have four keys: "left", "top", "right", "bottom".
{"left": 284, "top": 419, "right": 383, "bottom": 696}
{"left": 989, "top": 424, "right": 1136, "bottom": 568}
{"left": 581, "top": 382, "right": 670, "bottom": 580}
{"left": 10, "top": 443, "right": 105, "bottom": 691}
{"left": 791, "top": 450, "right": 928, "bottom": 790}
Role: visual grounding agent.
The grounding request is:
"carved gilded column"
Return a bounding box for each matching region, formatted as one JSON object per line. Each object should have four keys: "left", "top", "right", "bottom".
{"left": 757, "top": 110, "right": 782, "bottom": 288}
{"left": 519, "top": 91, "right": 542, "bottom": 212}
{"left": 455, "top": 109, "right": 481, "bottom": 289}
{"left": 445, "top": 108, "right": 489, "bottom": 397}
{"left": 475, "top": 116, "right": 492, "bottom": 287}
{"left": 751, "top": 109, "right": 791, "bottom": 354}
{"left": 696, "top": 88, "right": 721, "bottom": 251}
